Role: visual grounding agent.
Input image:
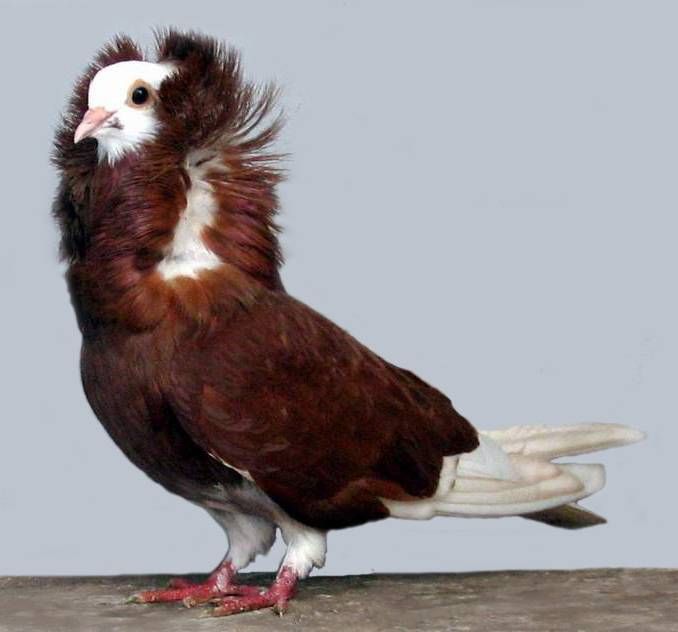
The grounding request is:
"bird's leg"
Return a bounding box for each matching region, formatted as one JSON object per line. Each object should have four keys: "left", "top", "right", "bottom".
{"left": 210, "top": 566, "right": 298, "bottom": 617}
{"left": 129, "top": 558, "right": 262, "bottom": 605}
{"left": 129, "top": 512, "right": 277, "bottom": 606}
{"left": 209, "top": 523, "right": 326, "bottom": 617}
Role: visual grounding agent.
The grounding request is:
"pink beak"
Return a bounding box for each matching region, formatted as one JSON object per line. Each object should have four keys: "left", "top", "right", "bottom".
{"left": 73, "top": 107, "right": 114, "bottom": 143}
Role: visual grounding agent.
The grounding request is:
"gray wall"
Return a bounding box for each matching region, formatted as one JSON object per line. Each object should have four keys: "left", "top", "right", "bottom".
{"left": 0, "top": 0, "right": 673, "bottom": 576}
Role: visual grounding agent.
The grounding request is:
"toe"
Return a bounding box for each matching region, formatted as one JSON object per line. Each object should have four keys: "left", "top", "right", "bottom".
{"left": 211, "top": 594, "right": 274, "bottom": 617}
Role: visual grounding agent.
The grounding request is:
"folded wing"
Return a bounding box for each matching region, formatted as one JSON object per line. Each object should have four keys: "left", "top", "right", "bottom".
{"left": 167, "top": 291, "right": 479, "bottom": 530}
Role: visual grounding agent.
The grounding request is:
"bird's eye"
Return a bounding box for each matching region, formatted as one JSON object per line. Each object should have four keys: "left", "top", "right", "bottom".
{"left": 131, "top": 86, "right": 149, "bottom": 105}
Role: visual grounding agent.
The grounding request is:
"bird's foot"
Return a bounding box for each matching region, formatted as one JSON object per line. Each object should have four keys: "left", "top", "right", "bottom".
{"left": 209, "top": 566, "right": 298, "bottom": 617}
{"left": 128, "top": 561, "right": 262, "bottom": 606}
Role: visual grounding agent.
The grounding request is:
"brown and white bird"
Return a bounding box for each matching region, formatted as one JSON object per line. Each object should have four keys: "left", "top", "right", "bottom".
{"left": 52, "top": 30, "right": 644, "bottom": 617}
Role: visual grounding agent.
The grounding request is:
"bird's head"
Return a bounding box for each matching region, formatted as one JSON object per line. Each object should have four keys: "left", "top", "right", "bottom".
{"left": 73, "top": 60, "right": 175, "bottom": 163}
{"left": 56, "top": 30, "right": 282, "bottom": 169}
{"left": 53, "top": 30, "right": 284, "bottom": 327}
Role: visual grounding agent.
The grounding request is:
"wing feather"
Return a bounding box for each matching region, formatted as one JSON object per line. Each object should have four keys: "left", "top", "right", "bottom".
{"left": 167, "top": 291, "right": 478, "bottom": 529}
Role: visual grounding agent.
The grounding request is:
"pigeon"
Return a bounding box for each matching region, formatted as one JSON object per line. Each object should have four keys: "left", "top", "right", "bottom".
{"left": 52, "top": 30, "right": 645, "bottom": 617}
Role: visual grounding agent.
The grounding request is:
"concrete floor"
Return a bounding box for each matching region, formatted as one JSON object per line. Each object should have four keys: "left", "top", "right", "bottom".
{"left": 0, "top": 569, "right": 676, "bottom": 631}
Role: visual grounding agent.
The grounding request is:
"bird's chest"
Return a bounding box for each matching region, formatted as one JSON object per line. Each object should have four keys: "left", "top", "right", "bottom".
{"left": 79, "top": 329, "right": 240, "bottom": 501}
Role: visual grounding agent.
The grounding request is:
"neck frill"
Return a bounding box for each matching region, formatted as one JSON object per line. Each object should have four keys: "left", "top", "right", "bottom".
{"left": 52, "top": 31, "right": 285, "bottom": 333}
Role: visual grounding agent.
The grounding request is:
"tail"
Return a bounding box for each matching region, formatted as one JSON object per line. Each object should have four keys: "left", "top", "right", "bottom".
{"left": 383, "top": 423, "right": 645, "bottom": 528}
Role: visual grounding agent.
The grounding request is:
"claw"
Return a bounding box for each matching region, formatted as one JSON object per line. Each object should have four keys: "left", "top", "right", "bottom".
{"left": 272, "top": 600, "right": 289, "bottom": 617}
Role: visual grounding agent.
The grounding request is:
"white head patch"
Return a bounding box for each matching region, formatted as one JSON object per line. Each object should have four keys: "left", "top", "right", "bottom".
{"left": 86, "top": 60, "right": 175, "bottom": 163}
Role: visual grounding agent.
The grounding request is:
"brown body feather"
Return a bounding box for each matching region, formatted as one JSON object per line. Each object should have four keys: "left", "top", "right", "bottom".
{"left": 53, "top": 30, "right": 479, "bottom": 531}
{"left": 167, "top": 291, "right": 478, "bottom": 529}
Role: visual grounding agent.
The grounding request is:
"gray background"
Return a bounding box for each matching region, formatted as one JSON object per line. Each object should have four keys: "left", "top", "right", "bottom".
{"left": 0, "top": 0, "right": 674, "bottom": 576}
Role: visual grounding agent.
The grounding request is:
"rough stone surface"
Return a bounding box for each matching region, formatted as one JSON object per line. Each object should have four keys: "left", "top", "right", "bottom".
{"left": 0, "top": 569, "right": 676, "bottom": 631}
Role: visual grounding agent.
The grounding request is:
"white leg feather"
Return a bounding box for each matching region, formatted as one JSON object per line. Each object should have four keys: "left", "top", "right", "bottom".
{"left": 208, "top": 509, "right": 277, "bottom": 570}
{"left": 278, "top": 519, "right": 327, "bottom": 578}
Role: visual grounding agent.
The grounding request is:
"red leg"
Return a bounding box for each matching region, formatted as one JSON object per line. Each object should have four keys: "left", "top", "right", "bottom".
{"left": 210, "top": 566, "right": 298, "bottom": 617}
{"left": 129, "top": 560, "right": 262, "bottom": 606}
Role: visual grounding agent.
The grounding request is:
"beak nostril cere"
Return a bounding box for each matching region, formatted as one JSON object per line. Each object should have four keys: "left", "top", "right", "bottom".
{"left": 73, "top": 107, "right": 115, "bottom": 144}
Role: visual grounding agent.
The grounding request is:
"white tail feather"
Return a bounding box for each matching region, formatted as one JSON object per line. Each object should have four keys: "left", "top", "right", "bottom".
{"left": 383, "top": 423, "right": 643, "bottom": 522}
{"left": 483, "top": 423, "right": 645, "bottom": 460}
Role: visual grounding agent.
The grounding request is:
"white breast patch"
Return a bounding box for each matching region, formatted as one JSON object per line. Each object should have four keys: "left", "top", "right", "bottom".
{"left": 157, "top": 153, "right": 224, "bottom": 280}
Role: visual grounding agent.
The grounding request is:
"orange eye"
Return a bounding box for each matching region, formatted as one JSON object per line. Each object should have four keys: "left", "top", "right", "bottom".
{"left": 127, "top": 81, "right": 155, "bottom": 108}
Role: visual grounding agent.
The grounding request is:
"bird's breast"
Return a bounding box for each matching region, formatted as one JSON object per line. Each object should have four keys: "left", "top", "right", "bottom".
{"left": 79, "top": 328, "right": 241, "bottom": 503}
{"left": 156, "top": 153, "right": 226, "bottom": 281}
